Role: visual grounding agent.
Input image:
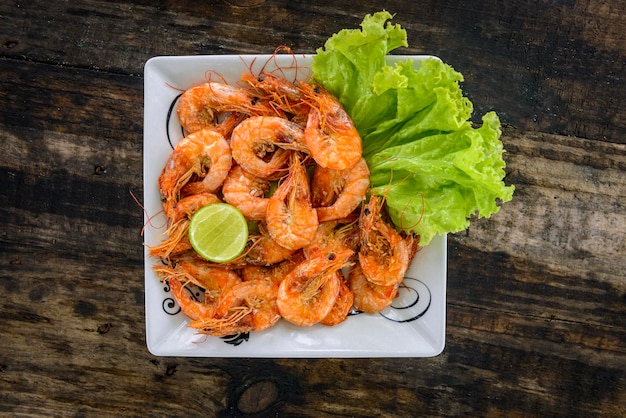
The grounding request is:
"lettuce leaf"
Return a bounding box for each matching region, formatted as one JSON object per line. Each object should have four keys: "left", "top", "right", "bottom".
{"left": 312, "top": 11, "right": 514, "bottom": 246}
{"left": 368, "top": 112, "right": 514, "bottom": 245}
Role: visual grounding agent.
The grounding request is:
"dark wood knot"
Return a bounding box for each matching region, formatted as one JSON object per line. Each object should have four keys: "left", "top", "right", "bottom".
{"left": 237, "top": 379, "right": 279, "bottom": 414}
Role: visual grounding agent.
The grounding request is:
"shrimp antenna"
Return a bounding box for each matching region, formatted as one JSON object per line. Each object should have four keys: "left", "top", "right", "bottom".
{"left": 397, "top": 192, "right": 425, "bottom": 231}
{"left": 204, "top": 69, "right": 229, "bottom": 84}
{"left": 240, "top": 54, "right": 259, "bottom": 79}
{"left": 130, "top": 189, "right": 167, "bottom": 234}
{"left": 165, "top": 82, "right": 186, "bottom": 93}
{"left": 264, "top": 46, "right": 301, "bottom": 82}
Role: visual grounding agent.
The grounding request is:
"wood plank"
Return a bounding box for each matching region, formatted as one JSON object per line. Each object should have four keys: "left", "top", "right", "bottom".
{"left": 1, "top": 0, "right": 625, "bottom": 142}
{"left": 2, "top": 121, "right": 624, "bottom": 417}
{"left": 1, "top": 3, "right": 625, "bottom": 417}
{"left": 453, "top": 127, "right": 626, "bottom": 289}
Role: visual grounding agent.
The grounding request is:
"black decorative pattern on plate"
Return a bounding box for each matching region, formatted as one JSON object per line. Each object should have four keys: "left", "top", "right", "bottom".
{"left": 162, "top": 276, "right": 432, "bottom": 345}
{"left": 380, "top": 277, "right": 431, "bottom": 322}
{"left": 350, "top": 277, "right": 432, "bottom": 322}
{"left": 166, "top": 94, "right": 183, "bottom": 150}
{"left": 162, "top": 281, "right": 180, "bottom": 315}
{"left": 162, "top": 280, "right": 203, "bottom": 316}
{"left": 221, "top": 333, "right": 250, "bottom": 346}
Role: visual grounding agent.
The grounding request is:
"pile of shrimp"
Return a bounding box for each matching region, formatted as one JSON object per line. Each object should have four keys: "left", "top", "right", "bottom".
{"left": 149, "top": 66, "right": 420, "bottom": 337}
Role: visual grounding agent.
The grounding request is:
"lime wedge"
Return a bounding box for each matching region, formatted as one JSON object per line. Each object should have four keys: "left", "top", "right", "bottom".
{"left": 188, "top": 203, "right": 248, "bottom": 263}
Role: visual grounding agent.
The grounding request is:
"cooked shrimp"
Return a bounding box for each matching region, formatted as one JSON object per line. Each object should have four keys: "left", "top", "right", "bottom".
{"left": 222, "top": 165, "right": 271, "bottom": 221}
{"left": 320, "top": 278, "right": 354, "bottom": 326}
{"left": 303, "top": 221, "right": 338, "bottom": 259}
{"left": 173, "top": 256, "right": 242, "bottom": 302}
{"left": 358, "top": 195, "right": 413, "bottom": 287}
{"left": 337, "top": 219, "right": 361, "bottom": 254}
{"left": 153, "top": 257, "right": 240, "bottom": 292}
{"left": 148, "top": 192, "right": 220, "bottom": 259}
{"left": 312, "top": 157, "right": 370, "bottom": 222}
{"left": 242, "top": 72, "right": 301, "bottom": 105}
{"left": 230, "top": 116, "right": 307, "bottom": 178}
{"left": 191, "top": 279, "right": 280, "bottom": 336}
{"left": 266, "top": 153, "right": 319, "bottom": 250}
{"left": 241, "top": 72, "right": 308, "bottom": 124}
{"left": 158, "top": 129, "right": 232, "bottom": 218}
{"left": 240, "top": 251, "right": 305, "bottom": 284}
{"left": 172, "top": 192, "right": 221, "bottom": 223}
{"left": 277, "top": 248, "right": 353, "bottom": 326}
{"left": 166, "top": 276, "right": 216, "bottom": 321}
{"left": 162, "top": 236, "right": 194, "bottom": 259}
{"left": 303, "top": 221, "right": 347, "bottom": 259}
{"left": 147, "top": 218, "right": 191, "bottom": 259}
{"left": 299, "top": 82, "right": 362, "bottom": 170}
{"left": 348, "top": 263, "right": 399, "bottom": 313}
{"left": 304, "top": 219, "right": 361, "bottom": 260}
{"left": 233, "top": 225, "right": 297, "bottom": 266}
{"left": 177, "top": 82, "right": 269, "bottom": 135}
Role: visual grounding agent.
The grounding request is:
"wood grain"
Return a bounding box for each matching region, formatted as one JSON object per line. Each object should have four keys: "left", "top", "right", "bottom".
{"left": 1, "top": 0, "right": 625, "bottom": 141}
{"left": 1, "top": 0, "right": 625, "bottom": 417}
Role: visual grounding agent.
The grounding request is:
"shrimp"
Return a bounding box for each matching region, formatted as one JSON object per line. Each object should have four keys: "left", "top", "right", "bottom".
{"left": 166, "top": 276, "right": 216, "bottom": 321}
{"left": 191, "top": 279, "right": 280, "bottom": 336}
{"left": 173, "top": 256, "right": 242, "bottom": 302}
{"left": 148, "top": 192, "right": 220, "bottom": 259}
{"left": 221, "top": 165, "right": 271, "bottom": 221}
{"left": 162, "top": 236, "right": 194, "bottom": 258}
{"left": 230, "top": 116, "right": 308, "bottom": 178}
{"left": 266, "top": 153, "right": 319, "bottom": 251}
{"left": 320, "top": 278, "right": 354, "bottom": 326}
{"left": 233, "top": 225, "right": 297, "bottom": 266}
{"left": 302, "top": 221, "right": 349, "bottom": 258}
{"left": 153, "top": 257, "right": 240, "bottom": 292}
{"left": 158, "top": 129, "right": 232, "bottom": 218}
{"left": 241, "top": 72, "right": 308, "bottom": 124}
{"left": 303, "top": 220, "right": 358, "bottom": 260}
{"left": 177, "top": 82, "right": 269, "bottom": 136}
{"left": 240, "top": 251, "right": 305, "bottom": 284}
{"left": 312, "top": 157, "right": 370, "bottom": 222}
{"left": 358, "top": 195, "right": 413, "bottom": 287}
{"left": 303, "top": 221, "right": 338, "bottom": 259}
{"left": 172, "top": 192, "right": 221, "bottom": 223}
{"left": 348, "top": 263, "right": 399, "bottom": 313}
{"left": 299, "top": 82, "right": 362, "bottom": 170}
{"left": 277, "top": 247, "right": 353, "bottom": 326}
{"left": 147, "top": 218, "right": 191, "bottom": 259}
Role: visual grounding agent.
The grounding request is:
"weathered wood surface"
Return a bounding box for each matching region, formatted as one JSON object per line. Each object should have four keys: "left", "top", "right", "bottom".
{"left": 1, "top": 1, "right": 624, "bottom": 417}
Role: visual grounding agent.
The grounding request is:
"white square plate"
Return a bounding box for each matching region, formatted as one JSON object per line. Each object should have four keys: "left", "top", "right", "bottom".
{"left": 143, "top": 54, "right": 447, "bottom": 357}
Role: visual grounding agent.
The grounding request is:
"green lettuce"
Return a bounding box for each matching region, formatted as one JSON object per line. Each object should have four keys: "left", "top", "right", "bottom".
{"left": 312, "top": 11, "right": 514, "bottom": 246}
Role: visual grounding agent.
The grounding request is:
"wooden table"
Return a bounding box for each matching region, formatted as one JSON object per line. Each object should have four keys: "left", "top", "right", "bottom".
{"left": 1, "top": 1, "right": 624, "bottom": 416}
